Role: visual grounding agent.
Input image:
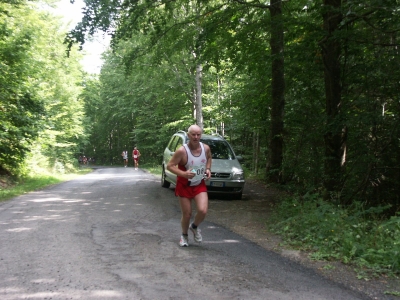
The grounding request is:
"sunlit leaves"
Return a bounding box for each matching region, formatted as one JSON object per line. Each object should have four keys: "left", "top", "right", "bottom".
{"left": 0, "top": 1, "right": 86, "bottom": 175}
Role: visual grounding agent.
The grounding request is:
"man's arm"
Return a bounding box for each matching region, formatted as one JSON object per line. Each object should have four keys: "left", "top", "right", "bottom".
{"left": 167, "top": 147, "right": 195, "bottom": 180}
{"left": 204, "top": 144, "right": 212, "bottom": 180}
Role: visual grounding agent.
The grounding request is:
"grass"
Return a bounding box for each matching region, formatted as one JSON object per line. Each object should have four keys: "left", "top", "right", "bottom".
{"left": 385, "top": 291, "right": 400, "bottom": 296}
{"left": 267, "top": 193, "right": 400, "bottom": 279}
{"left": 0, "top": 164, "right": 159, "bottom": 202}
{"left": 0, "top": 169, "right": 92, "bottom": 202}
{"left": 141, "top": 163, "right": 162, "bottom": 176}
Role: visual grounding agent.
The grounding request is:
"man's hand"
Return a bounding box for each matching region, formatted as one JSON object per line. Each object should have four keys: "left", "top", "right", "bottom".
{"left": 185, "top": 169, "right": 196, "bottom": 180}
{"left": 204, "top": 169, "right": 211, "bottom": 180}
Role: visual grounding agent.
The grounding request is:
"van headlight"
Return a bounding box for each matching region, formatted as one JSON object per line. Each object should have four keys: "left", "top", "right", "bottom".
{"left": 232, "top": 171, "right": 244, "bottom": 180}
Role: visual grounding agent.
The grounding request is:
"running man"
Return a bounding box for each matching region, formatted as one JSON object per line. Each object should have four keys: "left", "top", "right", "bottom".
{"left": 121, "top": 150, "right": 128, "bottom": 167}
{"left": 167, "top": 124, "right": 212, "bottom": 247}
{"left": 132, "top": 146, "right": 141, "bottom": 170}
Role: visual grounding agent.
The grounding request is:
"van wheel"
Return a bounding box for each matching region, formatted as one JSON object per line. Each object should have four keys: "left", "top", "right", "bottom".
{"left": 161, "top": 167, "right": 170, "bottom": 188}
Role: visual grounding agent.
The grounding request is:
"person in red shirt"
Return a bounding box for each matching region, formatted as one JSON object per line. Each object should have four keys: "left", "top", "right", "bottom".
{"left": 132, "top": 147, "right": 141, "bottom": 170}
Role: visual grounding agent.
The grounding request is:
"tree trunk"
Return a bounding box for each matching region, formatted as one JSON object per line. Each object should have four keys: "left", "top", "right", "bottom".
{"left": 195, "top": 64, "right": 204, "bottom": 129}
{"left": 267, "top": 0, "right": 285, "bottom": 183}
{"left": 253, "top": 128, "right": 260, "bottom": 175}
{"left": 320, "top": 0, "right": 346, "bottom": 197}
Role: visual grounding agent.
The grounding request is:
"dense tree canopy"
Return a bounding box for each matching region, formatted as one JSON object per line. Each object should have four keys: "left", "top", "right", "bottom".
{"left": 1, "top": 0, "right": 398, "bottom": 214}
{"left": 67, "top": 0, "right": 400, "bottom": 212}
{"left": 0, "top": 0, "right": 87, "bottom": 175}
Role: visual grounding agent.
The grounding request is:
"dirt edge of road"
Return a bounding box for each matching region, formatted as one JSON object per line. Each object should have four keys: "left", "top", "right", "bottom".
{"left": 205, "top": 179, "right": 400, "bottom": 300}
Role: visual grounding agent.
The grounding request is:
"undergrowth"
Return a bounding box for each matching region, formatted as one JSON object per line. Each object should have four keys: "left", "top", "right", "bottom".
{"left": 142, "top": 163, "right": 162, "bottom": 176}
{"left": 0, "top": 170, "right": 92, "bottom": 202}
{"left": 267, "top": 193, "right": 400, "bottom": 278}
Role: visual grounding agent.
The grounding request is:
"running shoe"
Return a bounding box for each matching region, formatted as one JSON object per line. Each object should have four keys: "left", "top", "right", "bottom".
{"left": 189, "top": 223, "right": 202, "bottom": 243}
{"left": 179, "top": 235, "right": 189, "bottom": 247}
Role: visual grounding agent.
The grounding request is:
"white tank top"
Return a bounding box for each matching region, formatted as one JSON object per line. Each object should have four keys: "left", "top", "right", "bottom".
{"left": 183, "top": 143, "right": 207, "bottom": 186}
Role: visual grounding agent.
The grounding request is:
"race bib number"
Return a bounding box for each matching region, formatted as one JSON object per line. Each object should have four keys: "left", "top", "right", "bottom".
{"left": 190, "top": 165, "right": 206, "bottom": 181}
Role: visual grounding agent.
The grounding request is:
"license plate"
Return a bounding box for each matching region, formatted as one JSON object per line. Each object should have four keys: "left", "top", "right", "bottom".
{"left": 211, "top": 181, "right": 224, "bottom": 187}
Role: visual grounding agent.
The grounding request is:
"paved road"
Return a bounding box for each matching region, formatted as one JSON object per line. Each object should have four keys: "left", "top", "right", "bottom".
{"left": 0, "top": 167, "right": 370, "bottom": 299}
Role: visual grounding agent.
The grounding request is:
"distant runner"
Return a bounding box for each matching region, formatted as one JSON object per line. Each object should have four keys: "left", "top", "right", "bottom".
{"left": 121, "top": 150, "right": 128, "bottom": 167}
{"left": 132, "top": 147, "right": 141, "bottom": 170}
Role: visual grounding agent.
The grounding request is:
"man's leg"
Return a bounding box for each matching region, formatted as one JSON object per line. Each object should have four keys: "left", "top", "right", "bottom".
{"left": 188, "top": 192, "right": 208, "bottom": 243}
{"left": 192, "top": 192, "right": 208, "bottom": 226}
{"left": 178, "top": 196, "right": 192, "bottom": 246}
{"left": 179, "top": 196, "right": 192, "bottom": 234}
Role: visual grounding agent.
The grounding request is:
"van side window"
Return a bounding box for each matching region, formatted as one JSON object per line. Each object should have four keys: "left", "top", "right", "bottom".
{"left": 175, "top": 137, "right": 184, "bottom": 151}
{"left": 168, "top": 136, "right": 179, "bottom": 152}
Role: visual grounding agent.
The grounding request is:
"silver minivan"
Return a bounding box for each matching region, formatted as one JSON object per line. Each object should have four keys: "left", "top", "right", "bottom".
{"left": 161, "top": 131, "right": 245, "bottom": 199}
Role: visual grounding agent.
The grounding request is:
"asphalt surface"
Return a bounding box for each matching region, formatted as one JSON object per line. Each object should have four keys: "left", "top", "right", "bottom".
{"left": 0, "top": 167, "right": 371, "bottom": 300}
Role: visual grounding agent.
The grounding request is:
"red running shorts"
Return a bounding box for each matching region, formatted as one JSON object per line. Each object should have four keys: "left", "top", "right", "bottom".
{"left": 175, "top": 179, "right": 207, "bottom": 199}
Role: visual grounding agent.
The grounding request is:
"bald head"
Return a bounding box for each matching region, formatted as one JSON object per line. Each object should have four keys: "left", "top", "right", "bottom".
{"left": 188, "top": 124, "right": 202, "bottom": 134}
{"left": 187, "top": 124, "right": 203, "bottom": 145}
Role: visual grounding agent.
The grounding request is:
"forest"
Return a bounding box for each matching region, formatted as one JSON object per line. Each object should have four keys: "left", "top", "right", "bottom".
{"left": 69, "top": 0, "right": 399, "bottom": 211}
{"left": 1, "top": 0, "right": 399, "bottom": 276}
{"left": 0, "top": 0, "right": 87, "bottom": 176}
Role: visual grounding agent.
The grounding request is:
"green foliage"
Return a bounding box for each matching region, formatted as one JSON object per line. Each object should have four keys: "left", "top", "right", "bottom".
{"left": 0, "top": 2, "right": 45, "bottom": 174}
{"left": 141, "top": 162, "right": 162, "bottom": 177}
{"left": 268, "top": 194, "right": 400, "bottom": 277}
{"left": 384, "top": 291, "right": 400, "bottom": 297}
{"left": 0, "top": 175, "right": 62, "bottom": 202}
{"left": 0, "top": 1, "right": 87, "bottom": 176}
{"left": 75, "top": 0, "right": 400, "bottom": 213}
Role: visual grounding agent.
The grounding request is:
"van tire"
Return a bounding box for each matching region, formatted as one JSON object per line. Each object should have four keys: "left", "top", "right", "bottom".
{"left": 161, "top": 167, "right": 171, "bottom": 188}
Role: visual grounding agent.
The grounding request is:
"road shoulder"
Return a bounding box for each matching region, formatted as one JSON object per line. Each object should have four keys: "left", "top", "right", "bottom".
{"left": 206, "top": 179, "right": 400, "bottom": 300}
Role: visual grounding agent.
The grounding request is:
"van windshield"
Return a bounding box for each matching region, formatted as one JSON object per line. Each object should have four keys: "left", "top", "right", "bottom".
{"left": 201, "top": 139, "right": 235, "bottom": 160}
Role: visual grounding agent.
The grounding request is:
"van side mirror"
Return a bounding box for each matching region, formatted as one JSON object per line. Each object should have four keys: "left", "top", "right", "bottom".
{"left": 236, "top": 155, "right": 243, "bottom": 162}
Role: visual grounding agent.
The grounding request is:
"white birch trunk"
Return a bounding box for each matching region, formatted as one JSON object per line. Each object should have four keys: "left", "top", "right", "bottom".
{"left": 195, "top": 64, "right": 203, "bottom": 130}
